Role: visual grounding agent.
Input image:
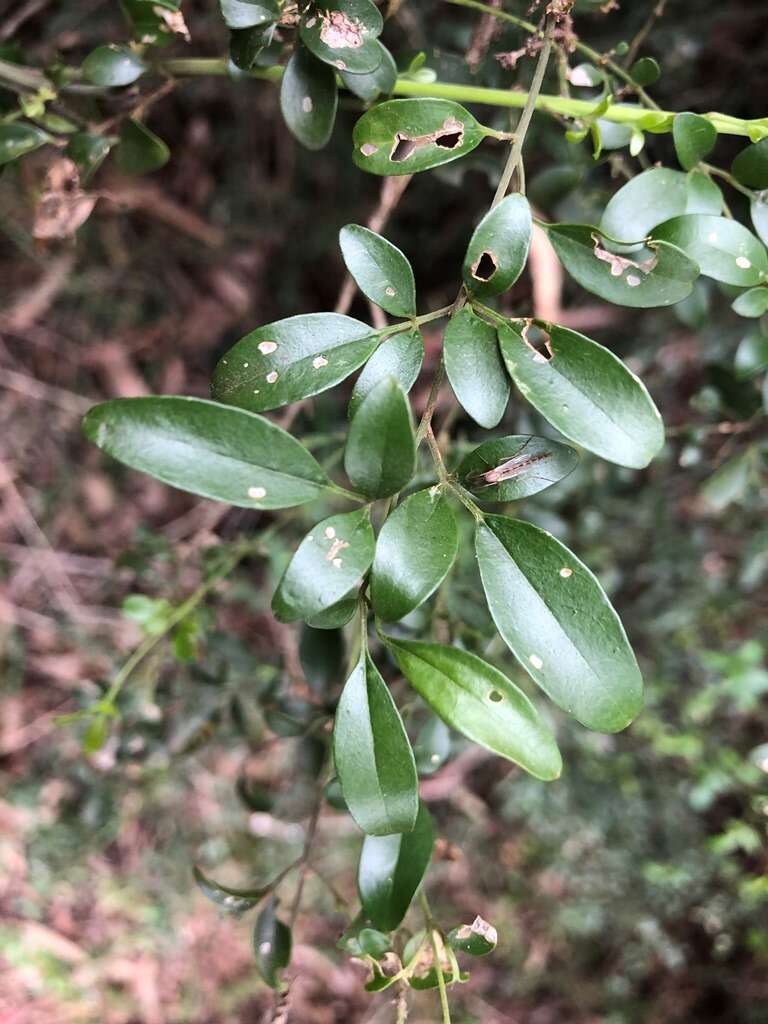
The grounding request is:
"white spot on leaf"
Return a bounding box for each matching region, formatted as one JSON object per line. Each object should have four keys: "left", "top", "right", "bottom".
{"left": 385, "top": 287, "right": 396, "bottom": 296}
{"left": 360, "top": 142, "right": 378, "bottom": 157}
{"left": 248, "top": 486, "right": 266, "bottom": 500}
{"left": 266, "top": 371, "right": 279, "bottom": 384}
{"left": 736, "top": 256, "right": 752, "bottom": 269}
{"left": 324, "top": 527, "right": 336, "bottom": 539}
{"left": 529, "top": 654, "right": 544, "bottom": 670}
{"left": 302, "top": 96, "right": 313, "bottom": 114}
{"left": 258, "top": 340, "right": 278, "bottom": 354}
{"left": 626, "top": 274, "right": 641, "bottom": 287}
{"left": 559, "top": 567, "right": 573, "bottom": 578}
{"left": 312, "top": 355, "right": 328, "bottom": 369}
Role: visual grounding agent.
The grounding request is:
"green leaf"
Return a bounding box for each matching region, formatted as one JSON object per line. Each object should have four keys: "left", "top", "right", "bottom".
{"left": 339, "top": 224, "right": 417, "bottom": 317}
{"left": 253, "top": 898, "right": 291, "bottom": 989}
{"left": 462, "top": 193, "right": 532, "bottom": 299}
{"left": 353, "top": 98, "right": 488, "bottom": 176}
{"left": 547, "top": 224, "right": 699, "bottom": 307}
{"left": 458, "top": 434, "right": 579, "bottom": 502}
{"left": 370, "top": 489, "right": 458, "bottom": 621}
{"left": 193, "top": 865, "right": 268, "bottom": 915}
{"left": 114, "top": 119, "right": 169, "bottom": 174}
{"left": 498, "top": 322, "right": 664, "bottom": 470}
{"left": 444, "top": 306, "right": 509, "bottom": 428}
{"left": 230, "top": 25, "right": 274, "bottom": 71}
{"left": 83, "top": 396, "right": 331, "bottom": 508}
{"left": 212, "top": 313, "right": 378, "bottom": 413}
{"left": 341, "top": 41, "right": 397, "bottom": 101}
{"left": 447, "top": 917, "right": 498, "bottom": 956}
{"left": 386, "top": 639, "right": 561, "bottom": 780}
{"left": 344, "top": 378, "right": 415, "bottom": 498}
{"left": 306, "top": 593, "right": 358, "bottom": 629}
{"left": 476, "top": 515, "right": 643, "bottom": 733}
{"left": 735, "top": 328, "right": 768, "bottom": 378}
{"left": 65, "top": 132, "right": 113, "bottom": 182}
{"left": 272, "top": 508, "right": 375, "bottom": 622}
{"left": 0, "top": 123, "right": 50, "bottom": 166}
{"left": 732, "top": 138, "right": 768, "bottom": 189}
{"left": 751, "top": 193, "right": 768, "bottom": 247}
{"left": 732, "top": 287, "right": 768, "bottom": 318}
{"left": 652, "top": 215, "right": 768, "bottom": 287}
{"left": 81, "top": 45, "right": 147, "bottom": 86}
{"left": 280, "top": 45, "right": 337, "bottom": 151}
{"left": 349, "top": 329, "right": 423, "bottom": 418}
{"left": 359, "top": 928, "right": 391, "bottom": 958}
{"left": 673, "top": 112, "right": 716, "bottom": 170}
{"left": 333, "top": 655, "right": 419, "bottom": 835}
{"left": 413, "top": 715, "right": 451, "bottom": 776}
{"left": 700, "top": 449, "right": 754, "bottom": 512}
{"left": 299, "top": 0, "right": 383, "bottom": 74}
{"left": 82, "top": 715, "right": 109, "bottom": 754}
{"left": 299, "top": 624, "right": 344, "bottom": 694}
{"left": 220, "top": 0, "right": 278, "bottom": 29}
{"left": 122, "top": 0, "right": 186, "bottom": 45}
{"left": 630, "top": 56, "right": 660, "bottom": 85}
{"left": 358, "top": 801, "right": 434, "bottom": 931}
{"left": 600, "top": 168, "right": 721, "bottom": 243}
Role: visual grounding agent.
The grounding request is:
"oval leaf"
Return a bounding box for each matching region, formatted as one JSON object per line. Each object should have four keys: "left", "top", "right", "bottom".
{"left": 220, "top": 0, "right": 278, "bottom": 29}
{"left": 498, "top": 322, "right": 664, "bottom": 469}
{"left": 444, "top": 306, "right": 509, "bottom": 428}
{"left": 447, "top": 917, "right": 498, "bottom": 956}
{"left": 751, "top": 193, "right": 768, "bottom": 247}
{"left": 272, "top": 508, "right": 375, "bottom": 622}
{"left": 334, "top": 655, "right": 419, "bottom": 835}
{"left": 349, "top": 329, "right": 424, "bottom": 418}
{"left": 82, "top": 396, "right": 330, "bottom": 508}
{"left": 65, "top": 132, "right": 113, "bottom": 182}
{"left": 599, "top": 167, "right": 721, "bottom": 243}
{"left": 462, "top": 193, "right": 532, "bottom": 299}
{"left": 652, "top": 215, "right": 768, "bottom": 287}
{"left": 212, "top": 313, "right": 378, "bottom": 413}
{"left": 115, "top": 119, "right": 169, "bottom": 175}
{"left": 732, "top": 287, "right": 768, "bottom": 318}
{"left": 253, "top": 898, "right": 291, "bottom": 989}
{"left": 732, "top": 138, "right": 768, "bottom": 189}
{"left": 339, "top": 224, "right": 417, "bottom": 317}
{"left": 386, "top": 639, "right": 561, "bottom": 780}
{"left": 299, "top": 0, "right": 383, "bottom": 75}
{"left": 353, "top": 98, "right": 487, "bottom": 176}
{"left": 458, "top": 434, "right": 579, "bottom": 502}
{"left": 673, "top": 112, "right": 716, "bottom": 171}
{"left": 0, "top": 123, "right": 50, "bottom": 166}
{"left": 81, "top": 45, "right": 147, "bottom": 86}
{"left": 344, "top": 377, "right": 415, "bottom": 499}
{"left": 476, "top": 515, "right": 643, "bottom": 733}
{"left": 306, "top": 592, "right": 358, "bottom": 629}
{"left": 358, "top": 801, "right": 434, "bottom": 931}
{"left": 193, "top": 865, "right": 268, "bottom": 915}
{"left": 341, "top": 41, "right": 397, "bottom": 101}
{"left": 280, "top": 45, "right": 337, "bottom": 151}
{"left": 370, "top": 488, "right": 458, "bottom": 622}
{"left": 413, "top": 715, "right": 451, "bottom": 776}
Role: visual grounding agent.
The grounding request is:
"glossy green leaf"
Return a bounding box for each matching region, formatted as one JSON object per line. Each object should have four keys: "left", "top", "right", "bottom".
{"left": 751, "top": 193, "right": 768, "bottom": 247}
{"left": 280, "top": 45, "right": 337, "bottom": 151}
{"left": 299, "top": 0, "right": 383, "bottom": 74}
{"left": 65, "top": 132, "right": 113, "bottom": 182}
{"left": 272, "top": 508, "right": 375, "bottom": 622}
{"left": 353, "top": 99, "right": 488, "bottom": 176}
{"left": 253, "top": 898, "right": 291, "bottom": 989}
{"left": 732, "top": 287, "right": 768, "bottom": 318}
{"left": 349, "top": 329, "right": 423, "bottom": 417}
{"left": 413, "top": 715, "right": 451, "bottom": 776}
{"left": 732, "top": 138, "right": 768, "bottom": 189}
{"left": 600, "top": 168, "right": 721, "bottom": 243}
{"left": 370, "top": 489, "right": 458, "bottom": 622}
{"left": 444, "top": 306, "right": 509, "bottom": 428}
{"left": 344, "top": 378, "right": 415, "bottom": 499}
{"left": 498, "top": 322, "right": 664, "bottom": 469}
{"left": 0, "top": 123, "right": 50, "bottom": 166}
{"left": 193, "top": 865, "right": 268, "bottom": 915}
{"left": 82, "top": 396, "right": 330, "bottom": 508}
{"left": 115, "top": 119, "right": 170, "bottom": 174}
{"left": 735, "top": 328, "right": 768, "bottom": 378}
{"left": 630, "top": 56, "right": 660, "bottom": 85}
{"left": 458, "top": 434, "right": 579, "bottom": 502}
{"left": 447, "top": 917, "right": 498, "bottom": 956}
{"left": 339, "top": 224, "right": 417, "bottom": 317}
{"left": 81, "top": 45, "right": 147, "bottom": 86}
{"left": 673, "top": 112, "right": 716, "bottom": 170}
{"left": 220, "top": 0, "right": 278, "bottom": 29}
{"left": 387, "top": 639, "right": 561, "bottom": 780}
{"left": 341, "top": 41, "right": 397, "bottom": 101}
{"left": 306, "top": 592, "right": 358, "bottom": 629}
{"left": 212, "top": 313, "right": 377, "bottom": 413}
{"left": 462, "top": 193, "right": 532, "bottom": 299}
{"left": 653, "top": 215, "right": 768, "bottom": 286}
{"left": 334, "top": 655, "right": 419, "bottom": 835}
{"left": 359, "top": 928, "right": 391, "bottom": 958}
{"left": 299, "top": 624, "right": 344, "bottom": 694}
{"left": 358, "top": 801, "right": 434, "bottom": 931}
{"left": 230, "top": 25, "right": 274, "bottom": 70}
{"left": 700, "top": 450, "right": 754, "bottom": 512}
{"left": 476, "top": 515, "right": 643, "bottom": 733}
{"left": 548, "top": 224, "right": 699, "bottom": 307}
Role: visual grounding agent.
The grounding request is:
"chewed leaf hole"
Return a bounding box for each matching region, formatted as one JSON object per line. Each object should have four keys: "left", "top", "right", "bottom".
{"left": 472, "top": 251, "right": 498, "bottom": 282}
{"left": 435, "top": 130, "right": 462, "bottom": 149}
{"left": 391, "top": 135, "right": 419, "bottom": 162}
{"left": 488, "top": 690, "right": 504, "bottom": 702}
{"left": 521, "top": 323, "right": 553, "bottom": 363}
{"left": 389, "top": 118, "right": 464, "bottom": 162}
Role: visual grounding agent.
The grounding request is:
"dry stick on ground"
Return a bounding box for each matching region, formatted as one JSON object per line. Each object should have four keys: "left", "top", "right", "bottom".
{"left": 4, "top": 252, "right": 76, "bottom": 332}
{"left": 0, "top": 367, "right": 91, "bottom": 417}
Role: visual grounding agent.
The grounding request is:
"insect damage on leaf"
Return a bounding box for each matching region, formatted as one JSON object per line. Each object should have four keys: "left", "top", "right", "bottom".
{"left": 591, "top": 232, "right": 658, "bottom": 287}
{"left": 520, "top": 320, "right": 553, "bottom": 363}
{"left": 389, "top": 117, "right": 464, "bottom": 162}
{"left": 471, "top": 250, "right": 498, "bottom": 282}
{"left": 316, "top": 11, "right": 365, "bottom": 49}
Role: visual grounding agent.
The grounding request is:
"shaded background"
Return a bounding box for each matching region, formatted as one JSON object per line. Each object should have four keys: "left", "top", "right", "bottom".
{"left": 1, "top": 1, "right": 767, "bottom": 1021}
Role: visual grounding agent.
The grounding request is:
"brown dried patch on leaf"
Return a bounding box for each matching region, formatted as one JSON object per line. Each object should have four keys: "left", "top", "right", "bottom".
{"left": 153, "top": 5, "right": 191, "bottom": 41}
{"left": 472, "top": 250, "right": 498, "bottom": 281}
{"left": 320, "top": 10, "right": 365, "bottom": 49}
{"left": 33, "top": 158, "right": 97, "bottom": 240}
{"left": 390, "top": 117, "right": 464, "bottom": 162}
{"left": 590, "top": 232, "right": 658, "bottom": 286}
{"left": 469, "top": 915, "right": 498, "bottom": 944}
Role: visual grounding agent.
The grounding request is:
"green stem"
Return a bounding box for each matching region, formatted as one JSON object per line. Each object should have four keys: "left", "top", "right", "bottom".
{"left": 419, "top": 891, "right": 452, "bottom": 1024}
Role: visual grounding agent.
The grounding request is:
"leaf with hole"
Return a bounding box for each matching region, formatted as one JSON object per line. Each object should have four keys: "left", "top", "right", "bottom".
{"left": 344, "top": 377, "right": 415, "bottom": 499}
{"left": 82, "top": 396, "right": 331, "bottom": 508}
{"left": 462, "top": 193, "right": 532, "bottom": 299}
{"left": 280, "top": 45, "right": 337, "bottom": 151}
{"left": 458, "top": 434, "right": 579, "bottom": 501}
{"left": 498, "top": 322, "right": 664, "bottom": 469}
{"left": 220, "top": 0, "right": 278, "bottom": 29}
{"left": 387, "top": 639, "right": 561, "bottom": 780}
{"left": 353, "top": 98, "right": 488, "bottom": 176}
{"left": 652, "top": 215, "right": 768, "bottom": 286}
{"left": 81, "top": 45, "right": 147, "bottom": 86}
{"left": 339, "top": 224, "right": 417, "bottom": 317}
{"left": 272, "top": 508, "right": 375, "bottom": 623}
{"left": 253, "top": 898, "right": 291, "bottom": 989}
{"left": 300, "top": 0, "right": 383, "bottom": 75}
{"left": 0, "top": 123, "right": 50, "bottom": 166}
{"left": 212, "top": 313, "right": 378, "bottom": 413}
{"left": 358, "top": 800, "right": 433, "bottom": 931}
{"left": 673, "top": 112, "right": 716, "bottom": 170}
{"left": 349, "top": 329, "right": 423, "bottom": 418}
{"left": 115, "top": 119, "right": 170, "bottom": 174}
{"left": 476, "top": 515, "right": 643, "bottom": 732}
{"left": 600, "top": 168, "right": 721, "bottom": 243}
{"left": 732, "top": 287, "right": 768, "bottom": 318}
{"left": 333, "top": 655, "right": 419, "bottom": 835}
{"left": 340, "top": 41, "right": 397, "bottom": 101}
{"left": 547, "top": 224, "right": 699, "bottom": 307}
{"left": 444, "top": 306, "right": 509, "bottom": 428}
{"left": 447, "top": 917, "right": 498, "bottom": 956}
{"left": 732, "top": 138, "right": 768, "bottom": 189}
{"left": 370, "top": 488, "right": 458, "bottom": 622}
{"left": 193, "top": 865, "right": 269, "bottom": 915}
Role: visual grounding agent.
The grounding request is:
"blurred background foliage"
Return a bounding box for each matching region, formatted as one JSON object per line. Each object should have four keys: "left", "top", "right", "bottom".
{"left": 1, "top": 1, "right": 767, "bottom": 1022}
